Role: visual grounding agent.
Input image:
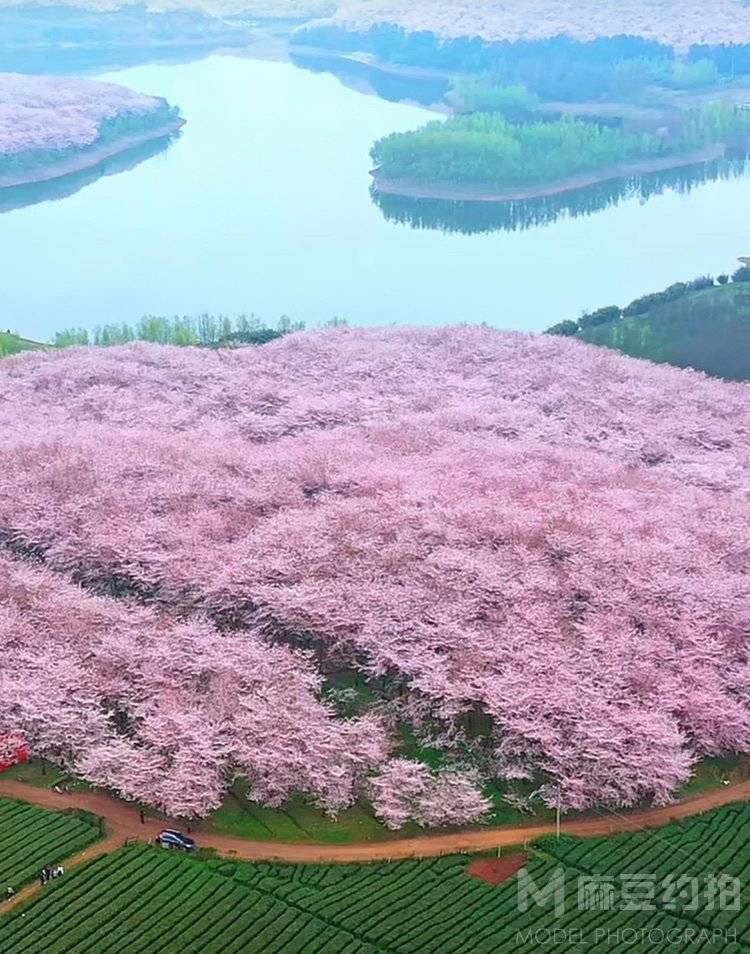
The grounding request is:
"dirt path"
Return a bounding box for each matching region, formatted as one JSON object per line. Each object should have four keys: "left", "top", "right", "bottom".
{"left": 1, "top": 777, "right": 749, "bottom": 867}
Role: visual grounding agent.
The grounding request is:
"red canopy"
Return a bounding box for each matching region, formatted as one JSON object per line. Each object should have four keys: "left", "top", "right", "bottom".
{"left": 0, "top": 735, "right": 28, "bottom": 772}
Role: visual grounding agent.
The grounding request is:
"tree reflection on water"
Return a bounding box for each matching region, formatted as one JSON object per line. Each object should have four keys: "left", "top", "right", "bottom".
{"left": 0, "top": 132, "right": 181, "bottom": 216}
{"left": 371, "top": 154, "right": 750, "bottom": 235}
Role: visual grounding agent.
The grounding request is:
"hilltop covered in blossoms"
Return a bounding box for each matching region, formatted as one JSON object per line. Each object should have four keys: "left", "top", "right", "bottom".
{"left": 5, "top": 0, "right": 750, "bottom": 48}
{"left": 0, "top": 73, "right": 170, "bottom": 157}
{"left": 1, "top": 327, "right": 748, "bottom": 821}
{"left": 311, "top": 0, "right": 750, "bottom": 49}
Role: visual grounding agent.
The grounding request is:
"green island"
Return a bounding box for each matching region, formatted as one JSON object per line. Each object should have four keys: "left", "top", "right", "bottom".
{"left": 548, "top": 266, "right": 750, "bottom": 381}
{"left": 371, "top": 101, "right": 750, "bottom": 200}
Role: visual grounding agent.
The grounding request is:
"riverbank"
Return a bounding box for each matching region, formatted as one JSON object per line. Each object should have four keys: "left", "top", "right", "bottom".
{"left": 0, "top": 118, "right": 185, "bottom": 191}
{"left": 371, "top": 143, "right": 726, "bottom": 203}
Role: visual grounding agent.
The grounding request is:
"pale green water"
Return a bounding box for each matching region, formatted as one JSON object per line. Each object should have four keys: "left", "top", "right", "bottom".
{"left": 2, "top": 53, "right": 750, "bottom": 341}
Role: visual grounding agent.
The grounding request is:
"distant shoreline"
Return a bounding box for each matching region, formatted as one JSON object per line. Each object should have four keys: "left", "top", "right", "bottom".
{"left": 371, "top": 143, "right": 726, "bottom": 203}
{"left": 0, "top": 119, "right": 186, "bottom": 191}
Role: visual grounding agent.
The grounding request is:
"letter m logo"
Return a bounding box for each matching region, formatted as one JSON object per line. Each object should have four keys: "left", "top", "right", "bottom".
{"left": 517, "top": 866, "right": 567, "bottom": 918}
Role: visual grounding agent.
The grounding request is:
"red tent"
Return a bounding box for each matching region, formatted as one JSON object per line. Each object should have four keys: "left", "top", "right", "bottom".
{"left": 0, "top": 735, "right": 28, "bottom": 772}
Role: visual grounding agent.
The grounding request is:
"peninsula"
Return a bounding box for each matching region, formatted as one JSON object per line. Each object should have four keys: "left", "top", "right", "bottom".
{"left": 0, "top": 73, "right": 183, "bottom": 190}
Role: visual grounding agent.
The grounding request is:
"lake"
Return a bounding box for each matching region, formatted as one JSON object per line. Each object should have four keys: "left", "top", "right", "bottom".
{"left": 3, "top": 52, "right": 750, "bottom": 341}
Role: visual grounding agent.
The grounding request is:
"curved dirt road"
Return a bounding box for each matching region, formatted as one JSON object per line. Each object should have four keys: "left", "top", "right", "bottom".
{"left": 1, "top": 777, "right": 748, "bottom": 865}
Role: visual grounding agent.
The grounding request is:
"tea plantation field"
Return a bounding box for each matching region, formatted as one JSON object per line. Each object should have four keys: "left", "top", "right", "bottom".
{"left": 0, "top": 804, "right": 748, "bottom": 952}
{"left": 0, "top": 797, "right": 101, "bottom": 892}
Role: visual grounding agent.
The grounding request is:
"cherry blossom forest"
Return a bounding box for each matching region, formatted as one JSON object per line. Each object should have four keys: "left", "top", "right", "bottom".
{"left": 12, "top": 0, "right": 750, "bottom": 49}
{"left": 323, "top": 0, "right": 750, "bottom": 48}
{"left": 1, "top": 327, "right": 748, "bottom": 825}
{"left": 0, "top": 73, "right": 170, "bottom": 159}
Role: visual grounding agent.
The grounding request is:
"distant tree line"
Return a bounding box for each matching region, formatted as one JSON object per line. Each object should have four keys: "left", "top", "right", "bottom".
{"left": 54, "top": 314, "right": 348, "bottom": 350}
{"left": 546, "top": 267, "right": 750, "bottom": 337}
{"left": 297, "top": 25, "right": 750, "bottom": 100}
{"left": 298, "top": 26, "right": 669, "bottom": 74}
{"left": 454, "top": 57, "right": 721, "bottom": 107}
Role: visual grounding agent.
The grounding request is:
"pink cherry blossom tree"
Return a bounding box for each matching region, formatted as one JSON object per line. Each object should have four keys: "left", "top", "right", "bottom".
{"left": 0, "top": 556, "right": 389, "bottom": 817}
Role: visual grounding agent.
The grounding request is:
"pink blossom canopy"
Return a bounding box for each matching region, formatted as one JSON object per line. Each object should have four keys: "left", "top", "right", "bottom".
{"left": 0, "top": 326, "right": 748, "bottom": 817}
{"left": 0, "top": 73, "right": 164, "bottom": 156}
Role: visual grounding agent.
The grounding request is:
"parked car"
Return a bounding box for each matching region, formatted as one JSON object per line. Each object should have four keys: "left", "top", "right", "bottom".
{"left": 155, "top": 829, "right": 196, "bottom": 851}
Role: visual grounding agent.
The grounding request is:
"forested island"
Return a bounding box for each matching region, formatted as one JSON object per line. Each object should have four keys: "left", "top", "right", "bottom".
{"left": 0, "top": 73, "right": 183, "bottom": 189}
{"left": 371, "top": 101, "right": 750, "bottom": 200}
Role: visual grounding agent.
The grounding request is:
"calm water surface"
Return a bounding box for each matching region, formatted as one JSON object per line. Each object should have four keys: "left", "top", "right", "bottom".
{"left": 3, "top": 54, "right": 750, "bottom": 341}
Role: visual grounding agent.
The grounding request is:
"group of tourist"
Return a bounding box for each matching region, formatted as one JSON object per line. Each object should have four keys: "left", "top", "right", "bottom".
{"left": 1, "top": 862, "right": 67, "bottom": 907}
{"left": 39, "top": 863, "right": 64, "bottom": 886}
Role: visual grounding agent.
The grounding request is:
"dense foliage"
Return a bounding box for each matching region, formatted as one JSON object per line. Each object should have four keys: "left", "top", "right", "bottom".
{"left": 372, "top": 114, "right": 662, "bottom": 186}
{"left": 372, "top": 104, "right": 750, "bottom": 189}
{"left": 1, "top": 327, "right": 748, "bottom": 818}
{"left": 2, "top": 805, "right": 749, "bottom": 951}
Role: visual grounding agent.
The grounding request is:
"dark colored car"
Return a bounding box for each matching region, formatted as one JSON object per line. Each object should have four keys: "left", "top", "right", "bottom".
{"left": 155, "top": 829, "right": 196, "bottom": 851}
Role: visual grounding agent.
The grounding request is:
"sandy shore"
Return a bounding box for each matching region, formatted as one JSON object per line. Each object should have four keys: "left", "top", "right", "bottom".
{"left": 371, "top": 143, "right": 726, "bottom": 203}
{"left": 0, "top": 119, "right": 186, "bottom": 191}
